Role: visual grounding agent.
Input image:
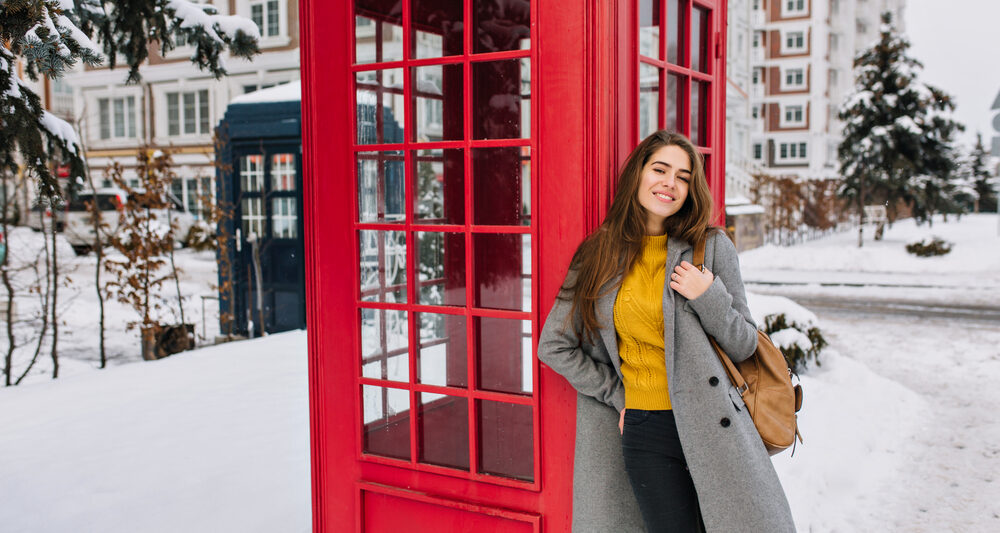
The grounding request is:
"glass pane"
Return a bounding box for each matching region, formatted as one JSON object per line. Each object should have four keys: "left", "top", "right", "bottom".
{"left": 361, "top": 308, "right": 409, "bottom": 382}
{"left": 113, "top": 98, "right": 125, "bottom": 137}
{"left": 183, "top": 92, "right": 196, "bottom": 134}
{"left": 472, "top": 147, "right": 530, "bottom": 226}
{"left": 354, "top": 6, "right": 403, "bottom": 64}
{"left": 473, "top": 58, "right": 530, "bottom": 140}
{"left": 667, "top": 0, "right": 683, "bottom": 65}
{"left": 667, "top": 73, "right": 683, "bottom": 134}
{"left": 267, "top": 0, "right": 279, "bottom": 36}
{"left": 417, "top": 232, "right": 466, "bottom": 307}
{"left": 359, "top": 230, "right": 407, "bottom": 303}
{"left": 357, "top": 151, "right": 405, "bottom": 223}
{"left": 417, "top": 312, "right": 467, "bottom": 388}
{"left": 241, "top": 155, "right": 264, "bottom": 192}
{"left": 639, "top": 0, "right": 660, "bottom": 59}
{"left": 474, "top": 0, "right": 531, "bottom": 53}
{"left": 692, "top": 6, "right": 709, "bottom": 73}
{"left": 167, "top": 93, "right": 179, "bottom": 136}
{"left": 413, "top": 63, "right": 463, "bottom": 142}
{"left": 240, "top": 197, "right": 264, "bottom": 238}
{"left": 414, "top": 148, "right": 464, "bottom": 225}
{"left": 474, "top": 233, "right": 530, "bottom": 312}
{"left": 99, "top": 99, "right": 110, "bottom": 139}
{"left": 270, "top": 197, "right": 297, "bottom": 238}
{"left": 478, "top": 400, "right": 533, "bottom": 481}
{"left": 271, "top": 153, "right": 296, "bottom": 191}
{"left": 691, "top": 80, "right": 708, "bottom": 146}
{"left": 412, "top": 0, "right": 463, "bottom": 59}
{"left": 476, "top": 317, "right": 532, "bottom": 395}
{"left": 639, "top": 63, "right": 660, "bottom": 139}
{"left": 419, "top": 394, "right": 469, "bottom": 470}
{"left": 199, "top": 89, "right": 210, "bottom": 133}
{"left": 127, "top": 96, "right": 136, "bottom": 138}
{"left": 363, "top": 385, "right": 410, "bottom": 460}
{"left": 356, "top": 68, "right": 405, "bottom": 145}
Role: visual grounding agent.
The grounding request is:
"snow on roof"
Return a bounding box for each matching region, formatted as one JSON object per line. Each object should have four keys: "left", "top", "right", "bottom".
{"left": 230, "top": 81, "right": 301, "bottom": 105}
{"left": 726, "top": 204, "right": 765, "bottom": 216}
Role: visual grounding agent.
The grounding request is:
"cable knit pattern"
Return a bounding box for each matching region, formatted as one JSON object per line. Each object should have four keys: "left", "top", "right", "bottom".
{"left": 614, "top": 234, "right": 671, "bottom": 410}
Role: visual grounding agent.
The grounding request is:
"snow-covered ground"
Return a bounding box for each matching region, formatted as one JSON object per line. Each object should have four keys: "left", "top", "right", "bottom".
{"left": 1, "top": 214, "right": 998, "bottom": 532}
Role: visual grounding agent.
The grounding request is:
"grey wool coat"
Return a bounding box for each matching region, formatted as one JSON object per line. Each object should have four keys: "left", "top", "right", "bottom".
{"left": 537, "top": 232, "right": 796, "bottom": 533}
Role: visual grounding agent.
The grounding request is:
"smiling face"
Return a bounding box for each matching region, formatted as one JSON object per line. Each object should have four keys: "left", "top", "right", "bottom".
{"left": 636, "top": 144, "right": 692, "bottom": 235}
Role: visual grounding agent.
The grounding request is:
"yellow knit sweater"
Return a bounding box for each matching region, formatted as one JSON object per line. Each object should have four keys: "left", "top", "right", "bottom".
{"left": 614, "top": 233, "right": 671, "bottom": 410}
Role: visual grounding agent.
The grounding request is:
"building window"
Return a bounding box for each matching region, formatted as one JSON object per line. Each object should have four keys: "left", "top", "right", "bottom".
{"left": 751, "top": 105, "right": 760, "bottom": 119}
{"left": 753, "top": 0, "right": 761, "bottom": 10}
{"left": 98, "top": 96, "right": 137, "bottom": 140}
{"left": 830, "top": 33, "right": 840, "bottom": 52}
{"left": 785, "top": 31, "right": 805, "bottom": 51}
{"left": 752, "top": 31, "right": 760, "bottom": 48}
{"left": 271, "top": 153, "right": 296, "bottom": 191}
{"left": 166, "top": 89, "right": 210, "bottom": 136}
{"left": 784, "top": 68, "right": 805, "bottom": 88}
{"left": 778, "top": 142, "right": 808, "bottom": 160}
{"left": 250, "top": 0, "right": 282, "bottom": 38}
{"left": 271, "top": 197, "right": 297, "bottom": 238}
{"left": 829, "top": 69, "right": 839, "bottom": 86}
{"left": 784, "top": 105, "right": 804, "bottom": 124}
{"left": 243, "top": 83, "right": 277, "bottom": 94}
{"left": 784, "top": 0, "right": 807, "bottom": 15}
{"left": 753, "top": 143, "right": 762, "bottom": 159}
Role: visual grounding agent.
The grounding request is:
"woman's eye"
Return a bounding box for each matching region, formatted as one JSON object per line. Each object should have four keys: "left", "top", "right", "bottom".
{"left": 654, "top": 169, "right": 665, "bottom": 174}
{"left": 678, "top": 176, "right": 690, "bottom": 182}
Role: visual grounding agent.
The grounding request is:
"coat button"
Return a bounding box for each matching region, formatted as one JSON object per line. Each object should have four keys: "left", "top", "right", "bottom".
{"left": 708, "top": 376, "right": 719, "bottom": 386}
{"left": 720, "top": 417, "right": 731, "bottom": 428}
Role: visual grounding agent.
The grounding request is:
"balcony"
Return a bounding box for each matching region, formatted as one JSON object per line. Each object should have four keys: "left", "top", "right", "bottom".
{"left": 752, "top": 47, "right": 765, "bottom": 64}
{"left": 751, "top": 84, "right": 764, "bottom": 100}
{"left": 752, "top": 10, "right": 766, "bottom": 26}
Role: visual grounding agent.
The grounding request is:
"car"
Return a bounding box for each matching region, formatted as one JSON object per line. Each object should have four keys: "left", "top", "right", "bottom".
{"left": 64, "top": 188, "right": 196, "bottom": 256}
{"left": 25, "top": 201, "right": 66, "bottom": 232}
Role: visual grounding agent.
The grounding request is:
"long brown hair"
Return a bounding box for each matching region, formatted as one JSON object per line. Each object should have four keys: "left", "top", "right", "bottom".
{"left": 559, "top": 130, "right": 716, "bottom": 342}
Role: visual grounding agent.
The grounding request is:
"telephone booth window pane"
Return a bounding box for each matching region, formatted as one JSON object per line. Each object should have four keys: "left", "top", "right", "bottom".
{"left": 639, "top": 0, "right": 660, "bottom": 59}
{"left": 639, "top": 63, "right": 660, "bottom": 139}
{"left": 476, "top": 317, "right": 532, "bottom": 395}
{"left": 418, "top": 393, "right": 470, "bottom": 471}
{"left": 241, "top": 155, "right": 264, "bottom": 192}
{"left": 358, "top": 151, "right": 406, "bottom": 223}
{"left": 472, "top": 58, "right": 531, "bottom": 140}
{"left": 411, "top": 0, "right": 463, "bottom": 59}
{"left": 414, "top": 149, "right": 464, "bottom": 225}
{"left": 356, "top": 69, "right": 405, "bottom": 145}
{"left": 360, "top": 230, "right": 407, "bottom": 303}
{"left": 271, "top": 197, "right": 297, "bottom": 239}
{"left": 271, "top": 153, "right": 296, "bottom": 191}
{"left": 417, "top": 312, "right": 467, "bottom": 388}
{"left": 473, "top": 233, "right": 530, "bottom": 312}
{"left": 354, "top": 8, "right": 403, "bottom": 64}
{"left": 692, "top": 6, "right": 709, "bottom": 73}
{"left": 667, "top": 73, "right": 682, "bottom": 133}
{"left": 478, "top": 400, "right": 533, "bottom": 481}
{"left": 691, "top": 80, "right": 708, "bottom": 146}
{"left": 413, "top": 64, "right": 463, "bottom": 142}
{"left": 361, "top": 308, "right": 409, "bottom": 382}
{"left": 241, "top": 198, "right": 264, "bottom": 238}
{"left": 473, "top": 0, "right": 531, "bottom": 54}
{"left": 416, "top": 231, "right": 466, "bottom": 306}
{"left": 363, "top": 385, "right": 410, "bottom": 460}
{"left": 472, "top": 147, "right": 530, "bottom": 226}
{"left": 667, "top": 0, "right": 683, "bottom": 65}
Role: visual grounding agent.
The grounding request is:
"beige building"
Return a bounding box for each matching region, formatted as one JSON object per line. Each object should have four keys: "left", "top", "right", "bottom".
{"left": 67, "top": 0, "right": 301, "bottom": 217}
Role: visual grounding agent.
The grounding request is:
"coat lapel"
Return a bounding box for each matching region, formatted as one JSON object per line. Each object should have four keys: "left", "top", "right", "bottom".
{"left": 596, "top": 272, "right": 624, "bottom": 374}
{"left": 663, "top": 237, "right": 692, "bottom": 383}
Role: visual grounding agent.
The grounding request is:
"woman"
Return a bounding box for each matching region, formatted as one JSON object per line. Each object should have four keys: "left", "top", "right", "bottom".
{"left": 537, "top": 131, "right": 795, "bottom": 532}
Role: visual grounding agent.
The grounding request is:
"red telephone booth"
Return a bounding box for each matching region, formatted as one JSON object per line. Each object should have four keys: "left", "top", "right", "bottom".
{"left": 301, "top": 1, "right": 727, "bottom": 530}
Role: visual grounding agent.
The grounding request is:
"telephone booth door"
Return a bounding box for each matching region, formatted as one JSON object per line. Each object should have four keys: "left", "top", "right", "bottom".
{"left": 301, "top": 1, "right": 727, "bottom": 531}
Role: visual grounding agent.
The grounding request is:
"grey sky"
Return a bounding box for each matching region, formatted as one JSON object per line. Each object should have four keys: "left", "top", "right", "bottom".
{"left": 905, "top": 0, "right": 1000, "bottom": 151}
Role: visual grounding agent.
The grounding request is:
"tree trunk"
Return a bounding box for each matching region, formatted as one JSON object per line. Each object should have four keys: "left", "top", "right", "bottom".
{"left": 2, "top": 180, "right": 15, "bottom": 386}
{"left": 86, "top": 179, "right": 108, "bottom": 368}
{"left": 49, "top": 193, "right": 59, "bottom": 379}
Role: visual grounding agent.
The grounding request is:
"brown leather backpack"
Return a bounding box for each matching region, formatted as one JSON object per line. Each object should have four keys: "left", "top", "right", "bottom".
{"left": 694, "top": 236, "right": 804, "bottom": 456}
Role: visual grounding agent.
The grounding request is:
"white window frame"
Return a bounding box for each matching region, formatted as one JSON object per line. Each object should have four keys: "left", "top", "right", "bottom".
{"left": 781, "top": 66, "right": 806, "bottom": 90}
{"left": 752, "top": 143, "right": 763, "bottom": 160}
{"left": 154, "top": 82, "right": 215, "bottom": 143}
{"left": 239, "top": 0, "right": 290, "bottom": 47}
{"left": 777, "top": 141, "right": 808, "bottom": 162}
{"left": 781, "top": 30, "right": 806, "bottom": 53}
{"left": 162, "top": 0, "right": 209, "bottom": 60}
{"left": 165, "top": 88, "right": 212, "bottom": 137}
{"left": 88, "top": 89, "right": 144, "bottom": 146}
{"left": 782, "top": 0, "right": 808, "bottom": 17}
{"left": 780, "top": 103, "right": 806, "bottom": 127}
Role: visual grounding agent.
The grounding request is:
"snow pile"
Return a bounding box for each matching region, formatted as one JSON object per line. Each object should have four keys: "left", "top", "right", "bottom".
{"left": 230, "top": 80, "right": 301, "bottom": 105}
{"left": 0, "top": 332, "right": 311, "bottom": 533}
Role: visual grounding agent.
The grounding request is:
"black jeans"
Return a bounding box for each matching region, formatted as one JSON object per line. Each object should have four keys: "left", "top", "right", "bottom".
{"left": 621, "top": 409, "right": 704, "bottom": 533}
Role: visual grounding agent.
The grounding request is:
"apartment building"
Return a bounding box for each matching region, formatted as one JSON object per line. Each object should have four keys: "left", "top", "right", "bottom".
{"left": 67, "top": 0, "right": 301, "bottom": 218}
{"left": 748, "top": 0, "right": 905, "bottom": 181}
{"left": 726, "top": 0, "right": 755, "bottom": 200}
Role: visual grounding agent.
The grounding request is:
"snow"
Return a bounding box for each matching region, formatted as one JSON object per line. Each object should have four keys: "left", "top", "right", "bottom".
{"left": 166, "top": 0, "right": 261, "bottom": 44}
{"left": 725, "top": 203, "right": 765, "bottom": 215}
{"left": 2, "top": 215, "right": 999, "bottom": 531}
{"left": 229, "top": 80, "right": 301, "bottom": 105}
{"left": 39, "top": 110, "right": 81, "bottom": 154}
{"left": 55, "top": 13, "right": 104, "bottom": 60}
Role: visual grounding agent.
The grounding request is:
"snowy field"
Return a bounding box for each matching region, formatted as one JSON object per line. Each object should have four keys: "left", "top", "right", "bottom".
{"left": 1, "top": 214, "right": 998, "bottom": 531}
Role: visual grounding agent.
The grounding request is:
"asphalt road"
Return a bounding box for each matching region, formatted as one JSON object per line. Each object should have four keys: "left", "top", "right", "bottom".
{"left": 746, "top": 289, "right": 1000, "bottom": 322}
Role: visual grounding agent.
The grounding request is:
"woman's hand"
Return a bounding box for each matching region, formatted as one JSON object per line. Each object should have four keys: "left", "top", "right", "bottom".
{"left": 619, "top": 408, "right": 625, "bottom": 435}
{"left": 669, "top": 260, "right": 714, "bottom": 300}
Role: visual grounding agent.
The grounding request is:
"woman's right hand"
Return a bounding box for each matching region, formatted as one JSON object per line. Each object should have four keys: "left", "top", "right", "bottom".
{"left": 619, "top": 408, "right": 625, "bottom": 435}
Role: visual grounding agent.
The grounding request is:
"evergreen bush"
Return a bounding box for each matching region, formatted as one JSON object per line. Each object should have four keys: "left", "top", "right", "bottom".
{"left": 761, "top": 313, "right": 828, "bottom": 374}
{"left": 905, "top": 236, "right": 952, "bottom": 257}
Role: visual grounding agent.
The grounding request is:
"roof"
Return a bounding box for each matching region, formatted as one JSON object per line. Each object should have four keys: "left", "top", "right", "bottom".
{"left": 230, "top": 81, "right": 301, "bottom": 105}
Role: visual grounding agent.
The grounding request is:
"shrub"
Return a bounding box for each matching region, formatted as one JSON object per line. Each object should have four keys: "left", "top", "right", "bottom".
{"left": 762, "top": 313, "right": 827, "bottom": 374}
{"left": 185, "top": 221, "right": 216, "bottom": 252}
{"left": 905, "top": 236, "right": 952, "bottom": 257}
